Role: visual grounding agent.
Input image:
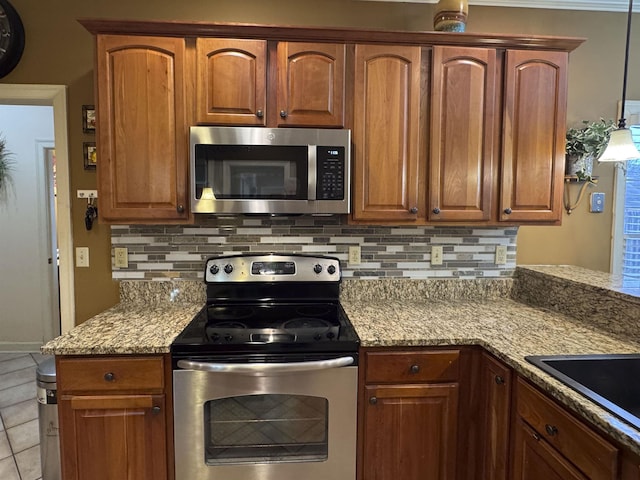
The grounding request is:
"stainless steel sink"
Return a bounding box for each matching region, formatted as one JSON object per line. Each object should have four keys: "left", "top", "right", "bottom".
{"left": 525, "top": 354, "right": 640, "bottom": 430}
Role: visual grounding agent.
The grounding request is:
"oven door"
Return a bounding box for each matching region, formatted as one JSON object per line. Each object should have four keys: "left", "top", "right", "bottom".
{"left": 173, "top": 357, "right": 357, "bottom": 480}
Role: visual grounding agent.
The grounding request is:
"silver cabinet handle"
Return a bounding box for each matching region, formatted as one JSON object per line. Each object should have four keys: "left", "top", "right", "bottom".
{"left": 177, "top": 356, "right": 354, "bottom": 375}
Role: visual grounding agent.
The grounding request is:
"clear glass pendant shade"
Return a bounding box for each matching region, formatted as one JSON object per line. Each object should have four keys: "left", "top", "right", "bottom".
{"left": 598, "top": 128, "right": 640, "bottom": 162}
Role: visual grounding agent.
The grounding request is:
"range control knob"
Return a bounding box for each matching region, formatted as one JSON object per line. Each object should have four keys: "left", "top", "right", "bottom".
{"left": 326, "top": 331, "right": 335, "bottom": 339}
{"left": 314, "top": 333, "right": 322, "bottom": 341}
{"left": 224, "top": 264, "right": 234, "bottom": 274}
{"left": 209, "top": 264, "right": 220, "bottom": 275}
{"left": 224, "top": 334, "right": 233, "bottom": 342}
{"left": 327, "top": 265, "right": 336, "bottom": 275}
{"left": 313, "top": 264, "right": 323, "bottom": 274}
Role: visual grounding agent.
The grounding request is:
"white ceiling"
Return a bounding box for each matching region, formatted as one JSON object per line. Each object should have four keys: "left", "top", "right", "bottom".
{"left": 358, "top": 0, "right": 637, "bottom": 13}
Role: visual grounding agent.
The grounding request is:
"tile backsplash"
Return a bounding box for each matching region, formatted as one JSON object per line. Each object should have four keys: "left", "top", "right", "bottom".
{"left": 111, "top": 216, "right": 517, "bottom": 281}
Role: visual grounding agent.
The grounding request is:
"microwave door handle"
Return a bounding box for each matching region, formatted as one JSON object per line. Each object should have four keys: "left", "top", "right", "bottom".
{"left": 176, "top": 356, "right": 354, "bottom": 375}
{"left": 308, "top": 145, "right": 317, "bottom": 200}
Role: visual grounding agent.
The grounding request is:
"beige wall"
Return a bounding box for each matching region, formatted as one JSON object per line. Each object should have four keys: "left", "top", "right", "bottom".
{"left": 0, "top": 0, "right": 633, "bottom": 322}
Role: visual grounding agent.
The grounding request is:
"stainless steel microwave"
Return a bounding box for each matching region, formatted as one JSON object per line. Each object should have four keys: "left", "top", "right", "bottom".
{"left": 190, "top": 126, "right": 351, "bottom": 215}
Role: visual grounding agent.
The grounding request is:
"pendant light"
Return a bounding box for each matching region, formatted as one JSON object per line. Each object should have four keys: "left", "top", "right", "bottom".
{"left": 599, "top": 0, "right": 640, "bottom": 162}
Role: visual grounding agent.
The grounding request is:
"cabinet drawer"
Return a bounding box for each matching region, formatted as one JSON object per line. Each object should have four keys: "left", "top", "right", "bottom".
{"left": 516, "top": 377, "right": 618, "bottom": 480}
{"left": 58, "top": 356, "right": 165, "bottom": 393}
{"left": 364, "top": 349, "right": 460, "bottom": 383}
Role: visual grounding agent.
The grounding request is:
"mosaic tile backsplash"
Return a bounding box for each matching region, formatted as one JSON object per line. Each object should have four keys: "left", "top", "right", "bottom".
{"left": 110, "top": 216, "right": 517, "bottom": 281}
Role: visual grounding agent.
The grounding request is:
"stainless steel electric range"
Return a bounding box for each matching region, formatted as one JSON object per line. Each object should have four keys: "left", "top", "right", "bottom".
{"left": 171, "top": 253, "right": 359, "bottom": 480}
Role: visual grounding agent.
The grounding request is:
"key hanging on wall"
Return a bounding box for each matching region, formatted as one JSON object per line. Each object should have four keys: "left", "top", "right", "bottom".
{"left": 85, "top": 197, "right": 98, "bottom": 230}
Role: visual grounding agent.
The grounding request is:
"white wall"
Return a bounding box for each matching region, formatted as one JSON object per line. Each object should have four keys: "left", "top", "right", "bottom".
{"left": 0, "top": 105, "right": 55, "bottom": 351}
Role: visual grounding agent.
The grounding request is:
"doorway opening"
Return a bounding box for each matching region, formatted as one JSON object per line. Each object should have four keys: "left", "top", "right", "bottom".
{"left": 0, "top": 85, "right": 73, "bottom": 350}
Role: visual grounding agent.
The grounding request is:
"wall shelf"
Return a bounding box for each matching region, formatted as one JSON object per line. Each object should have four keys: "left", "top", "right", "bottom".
{"left": 563, "top": 176, "right": 598, "bottom": 214}
{"left": 564, "top": 175, "right": 599, "bottom": 184}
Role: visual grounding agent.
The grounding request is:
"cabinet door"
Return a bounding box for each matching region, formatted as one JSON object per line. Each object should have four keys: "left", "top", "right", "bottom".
{"left": 362, "top": 383, "right": 458, "bottom": 480}
{"left": 515, "top": 377, "right": 618, "bottom": 479}
{"left": 96, "top": 35, "right": 189, "bottom": 221}
{"left": 353, "top": 45, "right": 424, "bottom": 222}
{"left": 276, "top": 42, "right": 345, "bottom": 127}
{"left": 478, "top": 352, "right": 512, "bottom": 480}
{"left": 196, "top": 38, "right": 267, "bottom": 125}
{"left": 429, "top": 46, "right": 497, "bottom": 222}
{"left": 501, "top": 50, "right": 568, "bottom": 223}
{"left": 59, "top": 394, "right": 167, "bottom": 480}
{"left": 511, "top": 418, "right": 587, "bottom": 480}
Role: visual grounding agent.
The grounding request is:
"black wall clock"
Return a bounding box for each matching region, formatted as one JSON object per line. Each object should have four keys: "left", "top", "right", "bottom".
{"left": 0, "top": 0, "right": 25, "bottom": 79}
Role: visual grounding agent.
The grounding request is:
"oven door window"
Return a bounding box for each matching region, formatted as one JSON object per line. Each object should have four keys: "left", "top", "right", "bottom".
{"left": 204, "top": 394, "right": 328, "bottom": 465}
{"left": 194, "top": 145, "right": 308, "bottom": 200}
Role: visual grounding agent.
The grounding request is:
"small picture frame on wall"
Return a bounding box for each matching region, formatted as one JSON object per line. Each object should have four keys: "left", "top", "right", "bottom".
{"left": 82, "top": 105, "right": 96, "bottom": 133}
{"left": 83, "top": 142, "right": 97, "bottom": 170}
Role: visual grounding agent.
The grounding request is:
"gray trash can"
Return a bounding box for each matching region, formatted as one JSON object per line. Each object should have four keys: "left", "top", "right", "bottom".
{"left": 37, "top": 357, "right": 60, "bottom": 480}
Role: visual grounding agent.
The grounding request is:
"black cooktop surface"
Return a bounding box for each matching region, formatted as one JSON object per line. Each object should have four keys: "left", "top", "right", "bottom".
{"left": 171, "top": 301, "right": 359, "bottom": 356}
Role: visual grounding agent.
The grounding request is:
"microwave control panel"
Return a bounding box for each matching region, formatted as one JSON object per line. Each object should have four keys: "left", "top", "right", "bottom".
{"left": 316, "top": 146, "right": 345, "bottom": 200}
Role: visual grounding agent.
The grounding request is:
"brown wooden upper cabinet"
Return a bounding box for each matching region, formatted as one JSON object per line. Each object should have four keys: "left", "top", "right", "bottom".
{"left": 196, "top": 38, "right": 267, "bottom": 125}
{"left": 80, "top": 19, "right": 582, "bottom": 226}
{"left": 352, "top": 45, "right": 570, "bottom": 225}
{"left": 429, "top": 46, "right": 498, "bottom": 223}
{"left": 276, "top": 42, "right": 345, "bottom": 127}
{"left": 352, "top": 44, "right": 425, "bottom": 222}
{"left": 500, "top": 50, "right": 568, "bottom": 224}
{"left": 195, "top": 39, "right": 345, "bottom": 127}
{"left": 96, "top": 35, "right": 190, "bottom": 222}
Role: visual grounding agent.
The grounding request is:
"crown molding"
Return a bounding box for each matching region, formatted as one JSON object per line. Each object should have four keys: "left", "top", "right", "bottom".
{"left": 358, "top": 0, "right": 637, "bottom": 12}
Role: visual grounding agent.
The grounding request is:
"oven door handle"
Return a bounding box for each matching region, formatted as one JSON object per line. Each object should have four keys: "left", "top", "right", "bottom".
{"left": 176, "top": 356, "right": 355, "bottom": 375}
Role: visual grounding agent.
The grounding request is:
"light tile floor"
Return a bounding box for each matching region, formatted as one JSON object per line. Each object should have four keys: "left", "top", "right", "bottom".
{"left": 0, "top": 353, "right": 45, "bottom": 480}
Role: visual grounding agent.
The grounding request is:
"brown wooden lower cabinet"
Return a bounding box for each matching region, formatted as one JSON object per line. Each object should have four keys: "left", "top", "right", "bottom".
{"left": 56, "top": 355, "right": 171, "bottom": 480}
{"left": 478, "top": 351, "right": 513, "bottom": 480}
{"left": 620, "top": 450, "right": 640, "bottom": 480}
{"left": 362, "top": 383, "right": 459, "bottom": 480}
{"left": 513, "top": 376, "right": 618, "bottom": 480}
{"left": 58, "top": 394, "right": 167, "bottom": 480}
{"left": 511, "top": 417, "right": 588, "bottom": 480}
{"left": 55, "top": 349, "right": 640, "bottom": 480}
{"left": 359, "top": 348, "right": 461, "bottom": 480}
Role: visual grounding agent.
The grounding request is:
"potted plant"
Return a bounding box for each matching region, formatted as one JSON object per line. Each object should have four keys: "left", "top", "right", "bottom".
{"left": 565, "top": 119, "right": 616, "bottom": 182}
{"left": 0, "top": 136, "right": 15, "bottom": 203}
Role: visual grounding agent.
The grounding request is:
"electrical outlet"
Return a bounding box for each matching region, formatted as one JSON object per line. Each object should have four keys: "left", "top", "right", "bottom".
{"left": 348, "top": 246, "right": 361, "bottom": 265}
{"left": 114, "top": 247, "right": 129, "bottom": 268}
{"left": 76, "top": 190, "right": 98, "bottom": 199}
{"left": 431, "top": 246, "right": 443, "bottom": 266}
{"left": 76, "top": 247, "right": 89, "bottom": 268}
{"left": 495, "top": 245, "right": 508, "bottom": 265}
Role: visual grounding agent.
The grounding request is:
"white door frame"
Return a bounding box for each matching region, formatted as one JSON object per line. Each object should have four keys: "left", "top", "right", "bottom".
{"left": 39, "top": 141, "right": 60, "bottom": 340}
{"left": 0, "top": 84, "right": 74, "bottom": 334}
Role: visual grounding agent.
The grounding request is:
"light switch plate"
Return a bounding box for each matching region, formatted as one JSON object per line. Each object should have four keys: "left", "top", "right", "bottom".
{"left": 76, "top": 247, "right": 89, "bottom": 267}
{"left": 590, "top": 192, "right": 605, "bottom": 213}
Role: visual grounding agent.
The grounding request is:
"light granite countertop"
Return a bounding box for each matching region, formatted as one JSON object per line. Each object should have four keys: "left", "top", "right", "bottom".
{"left": 41, "top": 265, "right": 640, "bottom": 456}
{"left": 342, "top": 296, "right": 640, "bottom": 455}
{"left": 41, "top": 302, "right": 203, "bottom": 355}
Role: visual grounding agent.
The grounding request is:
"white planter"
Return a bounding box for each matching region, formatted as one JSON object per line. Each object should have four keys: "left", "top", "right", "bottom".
{"left": 565, "top": 154, "right": 594, "bottom": 178}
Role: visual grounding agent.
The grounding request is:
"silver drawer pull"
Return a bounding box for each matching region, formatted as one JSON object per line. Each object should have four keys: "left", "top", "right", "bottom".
{"left": 177, "top": 356, "right": 354, "bottom": 376}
